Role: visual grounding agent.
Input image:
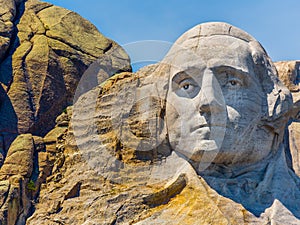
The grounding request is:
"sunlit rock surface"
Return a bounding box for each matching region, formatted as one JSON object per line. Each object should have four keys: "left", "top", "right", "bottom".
{"left": 0, "top": 1, "right": 299, "bottom": 224}
{"left": 28, "top": 23, "right": 300, "bottom": 224}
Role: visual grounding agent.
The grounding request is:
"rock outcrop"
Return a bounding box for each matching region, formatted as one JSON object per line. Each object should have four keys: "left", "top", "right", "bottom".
{"left": 0, "top": 1, "right": 299, "bottom": 225}
{"left": 0, "top": 0, "right": 131, "bottom": 224}
{"left": 0, "top": 134, "right": 39, "bottom": 225}
{"left": 0, "top": 0, "right": 131, "bottom": 141}
{"left": 0, "top": 108, "right": 72, "bottom": 225}
{"left": 275, "top": 61, "right": 300, "bottom": 92}
{"left": 27, "top": 21, "right": 300, "bottom": 224}
{"left": 275, "top": 61, "right": 300, "bottom": 176}
{"left": 28, "top": 64, "right": 300, "bottom": 225}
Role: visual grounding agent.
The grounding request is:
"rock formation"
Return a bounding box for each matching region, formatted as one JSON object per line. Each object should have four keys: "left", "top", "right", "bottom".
{"left": 27, "top": 22, "right": 300, "bottom": 224}
{"left": 275, "top": 61, "right": 300, "bottom": 92}
{"left": 0, "top": 0, "right": 131, "bottom": 224}
{"left": 275, "top": 61, "right": 300, "bottom": 177}
{"left": 0, "top": 1, "right": 299, "bottom": 224}
{"left": 0, "top": 0, "right": 131, "bottom": 140}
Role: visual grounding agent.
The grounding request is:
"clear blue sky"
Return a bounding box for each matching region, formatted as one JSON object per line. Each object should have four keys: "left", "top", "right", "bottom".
{"left": 43, "top": 0, "right": 299, "bottom": 65}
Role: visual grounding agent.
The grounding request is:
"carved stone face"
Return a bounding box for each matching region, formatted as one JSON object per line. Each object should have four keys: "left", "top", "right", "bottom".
{"left": 166, "top": 35, "right": 274, "bottom": 166}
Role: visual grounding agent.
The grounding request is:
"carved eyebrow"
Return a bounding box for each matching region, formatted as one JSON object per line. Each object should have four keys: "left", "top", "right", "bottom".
{"left": 171, "top": 71, "right": 194, "bottom": 84}
{"left": 211, "top": 65, "right": 251, "bottom": 84}
{"left": 172, "top": 71, "right": 187, "bottom": 82}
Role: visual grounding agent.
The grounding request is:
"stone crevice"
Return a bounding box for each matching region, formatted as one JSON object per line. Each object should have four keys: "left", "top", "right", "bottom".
{"left": 102, "top": 41, "right": 113, "bottom": 54}
{"left": 0, "top": 1, "right": 25, "bottom": 65}
{"left": 35, "top": 10, "right": 102, "bottom": 59}
{"left": 21, "top": 42, "right": 37, "bottom": 123}
{"left": 45, "top": 35, "right": 99, "bottom": 59}
{"left": 31, "top": 3, "right": 53, "bottom": 14}
{"left": 0, "top": 183, "right": 10, "bottom": 209}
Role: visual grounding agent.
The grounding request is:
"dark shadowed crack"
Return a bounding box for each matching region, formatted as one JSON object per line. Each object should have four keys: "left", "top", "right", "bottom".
{"left": 0, "top": 1, "right": 26, "bottom": 93}
{"left": 45, "top": 36, "right": 98, "bottom": 60}
{"left": 45, "top": 35, "right": 102, "bottom": 59}
{"left": 21, "top": 42, "right": 36, "bottom": 122}
{"left": 103, "top": 41, "right": 113, "bottom": 54}
{"left": 0, "top": 182, "right": 10, "bottom": 209}
{"left": 28, "top": 2, "right": 53, "bottom": 14}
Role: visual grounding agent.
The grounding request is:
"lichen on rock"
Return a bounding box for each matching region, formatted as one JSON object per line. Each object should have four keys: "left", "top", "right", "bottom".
{"left": 0, "top": 0, "right": 131, "bottom": 141}
{"left": 0, "top": 1, "right": 299, "bottom": 225}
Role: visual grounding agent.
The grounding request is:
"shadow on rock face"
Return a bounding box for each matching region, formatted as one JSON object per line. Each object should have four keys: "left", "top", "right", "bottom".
{"left": 72, "top": 22, "right": 300, "bottom": 223}
{"left": 0, "top": 84, "right": 18, "bottom": 150}
{"left": 27, "top": 22, "right": 300, "bottom": 224}
{"left": 200, "top": 146, "right": 300, "bottom": 218}
{"left": 0, "top": 0, "right": 132, "bottom": 138}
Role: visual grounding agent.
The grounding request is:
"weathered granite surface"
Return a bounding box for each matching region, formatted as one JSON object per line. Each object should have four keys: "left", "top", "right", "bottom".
{"left": 27, "top": 23, "right": 300, "bottom": 224}
{"left": 0, "top": 0, "right": 131, "bottom": 140}
{"left": 0, "top": 1, "right": 299, "bottom": 224}
{"left": 0, "top": 0, "right": 131, "bottom": 224}
{"left": 275, "top": 61, "right": 300, "bottom": 177}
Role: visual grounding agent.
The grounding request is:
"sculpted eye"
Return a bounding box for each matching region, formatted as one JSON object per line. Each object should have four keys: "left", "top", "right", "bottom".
{"left": 226, "top": 78, "right": 242, "bottom": 89}
{"left": 178, "top": 79, "right": 199, "bottom": 96}
{"left": 229, "top": 80, "right": 237, "bottom": 86}
{"left": 214, "top": 67, "right": 249, "bottom": 91}
{"left": 180, "top": 81, "right": 195, "bottom": 92}
{"left": 183, "top": 84, "right": 190, "bottom": 90}
{"left": 171, "top": 71, "right": 200, "bottom": 98}
{"left": 172, "top": 77, "right": 200, "bottom": 98}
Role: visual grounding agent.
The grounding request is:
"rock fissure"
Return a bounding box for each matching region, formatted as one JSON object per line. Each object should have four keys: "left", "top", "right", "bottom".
{"left": 0, "top": 1, "right": 24, "bottom": 65}
{"left": 45, "top": 34, "right": 99, "bottom": 59}
{"left": 21, "top": 43, "right": 37, "bottom": 123}
{"left": 31, "top": 3, "right": 53, "bottom": 14}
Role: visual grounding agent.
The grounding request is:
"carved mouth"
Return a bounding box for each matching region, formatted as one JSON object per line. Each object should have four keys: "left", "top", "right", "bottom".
{"left": 190, "top": 124, "right": 209, "bottom": 133}
{"left": 190, "top": 124, "right": 226, "bottom": 132}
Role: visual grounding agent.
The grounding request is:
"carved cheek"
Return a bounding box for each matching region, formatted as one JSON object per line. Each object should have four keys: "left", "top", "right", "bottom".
{"left": 225, "top": 92, "right": 262, "bottom": 133}
{"left": 226, "top": 106, "right": 241, "bottom": 126}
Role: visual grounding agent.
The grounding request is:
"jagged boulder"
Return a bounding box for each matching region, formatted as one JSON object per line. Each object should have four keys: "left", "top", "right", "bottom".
{"left": 0, "top": 134, "right": 38, "bottom": 225}
{"left": 0, "top": 134, "right": 34, "bottom": 179}
{"left": 0, "top": 106, "right": 72, "bottom": 225}
{"left": 275, "top": 61, "right": 300, "bottom": 92}
{"left": 288, "top": 122, "right": 300, "bottom": 176}
{"left": 0, "top": 0, "right": 20, "bottom": 63}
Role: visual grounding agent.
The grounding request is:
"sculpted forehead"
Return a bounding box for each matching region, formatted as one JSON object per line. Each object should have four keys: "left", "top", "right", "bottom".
{"left": 205, "top": 36, "right": 254, "bottom": 74}
{"left": 164, "top": 22, "right": 259, "bottom": 73}
{"left": 168, "top": 35, "right": 255, "bottom": 75}
{"left": 173, "top": 22, "right": 255, "bottom": 46}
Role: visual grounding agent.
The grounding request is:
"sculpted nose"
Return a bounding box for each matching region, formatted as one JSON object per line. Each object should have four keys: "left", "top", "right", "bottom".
{"left": 199, "top": 70, "right": 225, "bottom": 114}
{"left": 199, "top": 92, "right": 223, "bottom": 114}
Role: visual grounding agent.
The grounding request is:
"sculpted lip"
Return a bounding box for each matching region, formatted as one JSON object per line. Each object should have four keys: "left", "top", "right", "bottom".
{"left": 190, "top": 124, "right": 227, "bottom": 132}
{"left": 190, "top": 124, "right": 209, "bottom": 133}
